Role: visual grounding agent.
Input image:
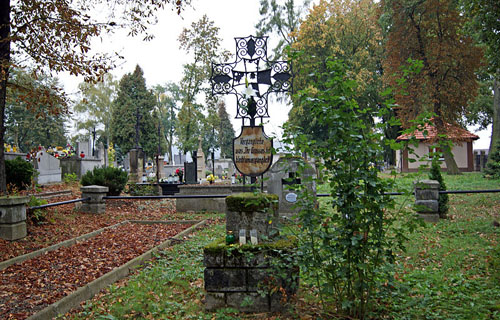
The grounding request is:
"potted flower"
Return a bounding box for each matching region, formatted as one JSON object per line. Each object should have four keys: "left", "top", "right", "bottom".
{"left": 176, "top": 168, "right": 184, "bottom": 183}
{"left": 207, "top": 174, "right": 215, "bottom": 184}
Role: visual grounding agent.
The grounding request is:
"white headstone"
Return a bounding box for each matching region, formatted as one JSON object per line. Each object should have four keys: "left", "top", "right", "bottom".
{"left": 35, "top": 148, "right": 62, "bottom": 184}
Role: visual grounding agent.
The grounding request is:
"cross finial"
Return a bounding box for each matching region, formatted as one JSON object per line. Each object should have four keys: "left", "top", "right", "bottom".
{"left": 211, "top": 35, "right": 292, "bottom": 125}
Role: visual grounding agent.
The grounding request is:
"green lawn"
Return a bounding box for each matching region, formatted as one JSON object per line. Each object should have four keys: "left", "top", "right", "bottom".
{"left": 64, "top": 172, "right": 499, "bottom": 320}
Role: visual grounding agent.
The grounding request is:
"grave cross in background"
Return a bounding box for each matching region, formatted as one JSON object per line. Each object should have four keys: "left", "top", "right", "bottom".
{"left": 211, "top": 35, "right": 292, "bottom": 126}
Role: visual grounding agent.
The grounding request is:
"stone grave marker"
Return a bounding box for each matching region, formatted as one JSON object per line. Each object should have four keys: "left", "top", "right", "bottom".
{"left": 196, "top": 137, "right": 206, "bottom": 178}
{"left": 184, "top": 162, "right": 197, "bottom": 184}
{"left": 267, "top": 157, "right": 316, "bottom": 217}
{"left": 35, "top": 147, "right": 62, "bottom": 184}
{"left": 77, "top": 141, "right": 92, "bottom": 159}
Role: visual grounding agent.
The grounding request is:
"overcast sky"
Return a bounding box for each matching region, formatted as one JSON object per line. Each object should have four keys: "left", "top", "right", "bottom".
{"left": 62, "top": 0, "right": 292, "bottom": 141}
{"left": 60, "top": 0, "right": 491, "bottom": 149}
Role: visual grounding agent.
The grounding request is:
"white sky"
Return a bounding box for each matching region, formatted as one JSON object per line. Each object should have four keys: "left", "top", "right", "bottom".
{"left": 60, "top": 0, "right": 492, "bottom": 150}
{"left": 62, "top": 0, "right": 292, "bottom": 141}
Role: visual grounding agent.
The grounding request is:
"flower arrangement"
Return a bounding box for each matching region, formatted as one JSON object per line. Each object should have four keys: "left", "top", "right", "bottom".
{"left": 207, "top": 174, "right": 215, "bottom": 184}
{"left": 176, "top": 168, "right": 184, "bottom": 183}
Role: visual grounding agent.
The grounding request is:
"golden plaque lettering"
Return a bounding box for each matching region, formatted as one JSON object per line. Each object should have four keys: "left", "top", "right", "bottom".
{"left": 233, "top": 126, "right": 273, "bottom": 176}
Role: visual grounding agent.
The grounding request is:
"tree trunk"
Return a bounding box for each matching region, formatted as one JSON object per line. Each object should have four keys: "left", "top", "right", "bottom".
{"left": 0, "top": 1, "right": 11, "bottom": 194}
{"left": 443, "top": 147, "right": 461, "bottom": 175}
{"left": 488, "top": 70, "right": 500, "bottom": 162}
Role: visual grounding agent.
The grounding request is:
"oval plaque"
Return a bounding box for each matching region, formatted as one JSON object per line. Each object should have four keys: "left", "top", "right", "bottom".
{"left": 285, "top": 192, "right": 297, "bottom": 203}
{"left": 233, "top": 126, "right": 273, "bottom": 177}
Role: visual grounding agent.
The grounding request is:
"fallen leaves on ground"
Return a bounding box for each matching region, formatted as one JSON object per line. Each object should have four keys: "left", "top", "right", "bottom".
{"left": 0, "top": 222, "right": 191, "bottom": 320}
{"left": 0, "top": 188, "right": 184, "bottom": 261}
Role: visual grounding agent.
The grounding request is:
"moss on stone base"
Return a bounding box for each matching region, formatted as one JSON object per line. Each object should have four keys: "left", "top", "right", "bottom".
{"left": 204, "top": 235, "right": 297, "bottom": 254}
{"left": 225, "top": 192, "right": 278, "bottom": 213}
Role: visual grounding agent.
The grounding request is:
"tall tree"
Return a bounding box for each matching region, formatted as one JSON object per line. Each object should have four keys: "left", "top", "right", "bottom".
{"left": 5, "top": 69, "right": 67, "bottom": 151}
{"left": 74, "top": 73, "right": 117, "bottom": 151}
{"left": 382, "top": 0, "right": 484, "bottom": 174}
{"left": 176, "top": 15, "right": 229, "bottom": 156}
{"left": 176, "top": 101, "right": 203, "bottom": 155}
{"left": 460, "top": 0, "right": 500, "bottom": 161}
{"left": 201, "top": 105, "right": 220, "bottom": 165}
{"left": 255, "top": 0, "right": 312, "bottom": 60}
{"left": 153, "top": 83, "right": 181, "bottom": 163}
{"left": 217, "top": 100, "right": 235, "bottom": 159}
{"left": 110, "top": 65, "right": 157, "bottom": 158}
{"left": 289, "top": 0, "right": 383, "bottom": 143}
{"left": 0, "top": 0, "right": 187, "bottom": 193}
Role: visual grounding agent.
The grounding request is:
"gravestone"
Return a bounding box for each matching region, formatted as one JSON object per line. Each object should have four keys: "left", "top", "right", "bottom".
{"left": 184, "top": 162, "right": 197, "bottom": 184}
{"left": 5, "top": 152, "right": 27, "bottom": 161}
{"left": 267, "top": 157, "right": 316, "bottom": 218}
{"left": 34, "top": 147, "right": 62, "bottom": 184}
{"left": 129, "top": 148, "right": 144, "bottom": 183}
{"left": 174, "top": 154, "right": 186, "bottom": 166}
{"left": 77, "top": 141, "right": 92, "bottom": 159}
{"left": 98, "top": 142, "right": 107, "bottom": 167}
{"left": 215, "top": 165, "right": 223, "bottom": 177}
{"left": 122, "top": 153, "right": 130, "bottom": 171}
{"left": 196, "top": 137, "right": 206, "bottom": 178}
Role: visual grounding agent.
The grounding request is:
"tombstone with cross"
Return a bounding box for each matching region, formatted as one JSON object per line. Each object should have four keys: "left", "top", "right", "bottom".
{"left": 211, "top": 35, "right": 292, "bottom": 181}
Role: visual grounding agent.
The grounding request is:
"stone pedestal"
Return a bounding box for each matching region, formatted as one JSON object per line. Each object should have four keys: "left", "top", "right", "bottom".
{"left": 196, "top": 137, "right": 206, "bottom": 180}
{"left": 129, "top": 148, "right": 144, "bottom": 183}
{"left": 414, "top": 179, "right": 440, "bottom": 222}
{"left": 204, "top": 238, "right": 298, "bottom": 312}
{"left": 81, "top": 185, "right": 109, "bottom": 214}
{"left": 225, "top": 193, "right": 279, "bottom": 241}
{"left": 0, "top": 196, "right": 29, "bottom": 240}
{"left": 204, "top": 193, "right": 299, "bottom": 313}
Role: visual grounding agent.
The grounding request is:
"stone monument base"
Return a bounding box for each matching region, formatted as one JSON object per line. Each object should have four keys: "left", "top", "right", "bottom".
{"left": 0, "top": 196, "right": 29, "bottom": 241}
{"left": 203, "top": 237, "right": 299, "bottom": 312}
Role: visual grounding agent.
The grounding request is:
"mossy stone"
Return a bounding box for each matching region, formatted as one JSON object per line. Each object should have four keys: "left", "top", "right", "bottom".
{"left": 204, "top": 236, "right": 297, "bottom": 254}
{"left": 225, "top": 192, "right": 278, "bottom": 213}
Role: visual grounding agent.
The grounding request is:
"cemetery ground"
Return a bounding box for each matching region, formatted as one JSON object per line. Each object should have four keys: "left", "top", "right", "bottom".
{"left": 0, "top": 182, "right": 220, "bottom": 319}
{"left": 0, "top": 173, "right": 499, "bottom": 319}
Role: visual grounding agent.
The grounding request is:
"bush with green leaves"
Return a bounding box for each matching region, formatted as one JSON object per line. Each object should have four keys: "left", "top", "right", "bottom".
{"left": 27, "top": 196, "right": 48, "bottom": 223}
{"left": 484, "top": 142, "right": 500, "bottom": 179}
{"left": 63, "top": 172, "right": 79, "bottom": 185}
{"left": 127, "top": 183, "right": 159, "bottom": 196}
{"left": 6, "top": 156, "right": 35, "bottom": 191}
{"left": 282, "top": 59, "right": 418, "bottom": 318}
{"left": 80, "top": 166, "right": 128, "bottom": 196}
{"left": 429, "top": 155, "right": 449, "bottom": 217}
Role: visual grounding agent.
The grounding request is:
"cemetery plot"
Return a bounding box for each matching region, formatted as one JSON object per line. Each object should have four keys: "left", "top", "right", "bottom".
{"left": 0, "top": 221, "right": 192, "bottom": 320}
{"left": 0, "top": 196, "right": 179, "bottom": 262}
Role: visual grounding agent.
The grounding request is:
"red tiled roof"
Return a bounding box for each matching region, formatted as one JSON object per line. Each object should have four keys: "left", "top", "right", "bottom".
{"left": 397, "top": 122, "right": 479, "bottom": 141}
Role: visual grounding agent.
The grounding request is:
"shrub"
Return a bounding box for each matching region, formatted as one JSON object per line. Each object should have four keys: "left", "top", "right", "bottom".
{"left": 429, "top": 156, "right": 449, "bottom": 217}
{"left": 27, "top": 196, "right": 48, "bottom": 223}
{"left": 80, "top": 166, "right": 128, "bottom": 196}
{"left": 484, "top": 142, "right": 500, "bottom": 179}
{"left": 63, "top": 173, "right": 79, "bottom": 185}
{"left": 282, "top": 59, "right": 419, "bottom": 318}
{"left": 6, "top": 156, "right": 35, "bottom": 190}
{"left": 127, "top": 183, "right": 159, "bottom": 196}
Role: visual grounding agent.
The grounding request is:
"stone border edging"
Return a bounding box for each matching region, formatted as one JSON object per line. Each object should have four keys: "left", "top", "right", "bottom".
{"left": 0, "top": 221, "right": 129, "bottom": 271}
{"left": 26, "top": 219, "right": 208, "bottom": 320}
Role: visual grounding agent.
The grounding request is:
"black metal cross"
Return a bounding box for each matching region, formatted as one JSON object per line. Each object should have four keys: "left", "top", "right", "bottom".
{"left": 211, "top": 35, "right": 292, "bottom": 126}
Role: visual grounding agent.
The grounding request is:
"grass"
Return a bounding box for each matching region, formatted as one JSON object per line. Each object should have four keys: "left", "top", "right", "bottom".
{"left": 63, "top": 173, "right": 499, "bottom": 320}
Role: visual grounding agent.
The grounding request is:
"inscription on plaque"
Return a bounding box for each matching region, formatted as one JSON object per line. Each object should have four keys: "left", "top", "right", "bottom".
{"left": 233, "top": 126, "right": 272, "bottom": 176}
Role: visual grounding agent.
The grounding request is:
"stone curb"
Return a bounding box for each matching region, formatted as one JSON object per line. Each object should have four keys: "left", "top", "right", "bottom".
{"left": 27, "top": 219, "right": 208, "bottom": 320}
{"left": 0, "top": 221, "right": 129, "bottom": 271}
{"left": 29, "top": 190, "right": 73, "bottom": 200}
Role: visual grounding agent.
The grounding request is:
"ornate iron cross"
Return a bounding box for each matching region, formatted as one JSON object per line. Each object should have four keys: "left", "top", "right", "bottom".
{"left": 211, "top": 35, "right": 292, "bottom": 126}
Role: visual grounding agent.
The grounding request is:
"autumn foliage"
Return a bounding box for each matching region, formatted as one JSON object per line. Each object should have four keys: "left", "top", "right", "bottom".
{"left": 382, "top": 0, "right": 484, "bottom": 129}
